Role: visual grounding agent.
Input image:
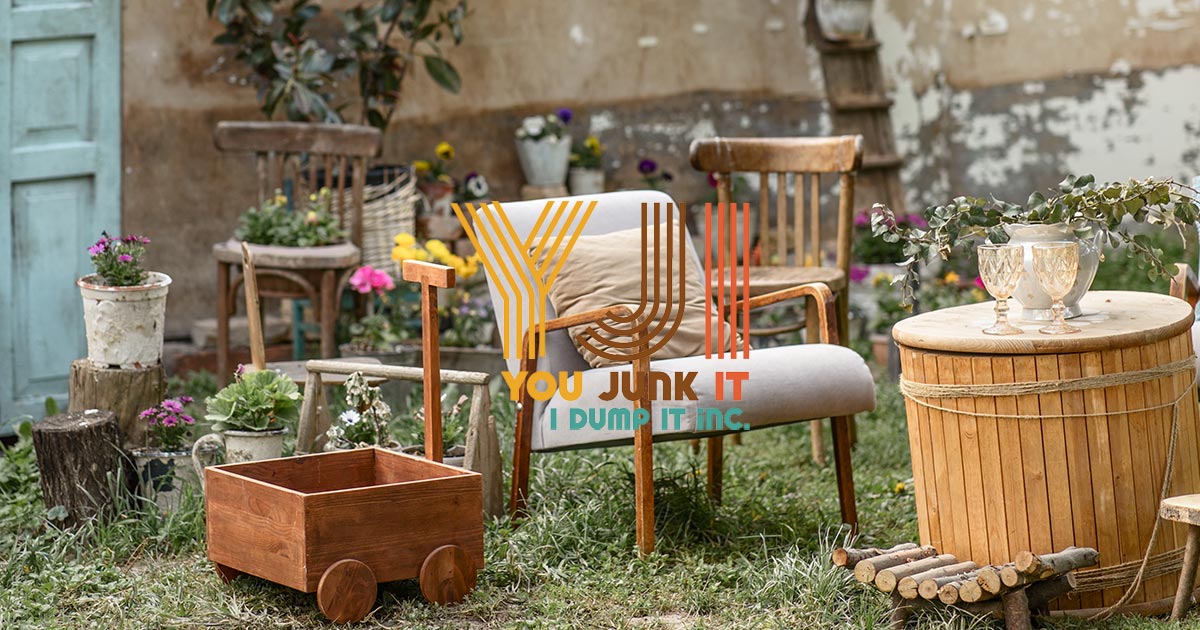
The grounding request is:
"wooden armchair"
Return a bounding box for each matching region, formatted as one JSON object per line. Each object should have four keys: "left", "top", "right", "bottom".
{"left": 689, "top": 135, "right": 863, "bottom": 463}
{"left": 212, "top": 121, "right": 381, "bottom": 383}
{"left": 470, "top": 191, "right": 877, "bottom": 556}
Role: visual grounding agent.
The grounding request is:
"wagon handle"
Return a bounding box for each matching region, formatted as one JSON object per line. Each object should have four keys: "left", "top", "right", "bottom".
{"left": 402, "top": 260, "right": 455, "bottom": 462}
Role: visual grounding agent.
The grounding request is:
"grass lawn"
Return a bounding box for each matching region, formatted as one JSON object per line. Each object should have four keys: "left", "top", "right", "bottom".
{"left": 5, "top": 369, "right": 1200, "bottom": 629}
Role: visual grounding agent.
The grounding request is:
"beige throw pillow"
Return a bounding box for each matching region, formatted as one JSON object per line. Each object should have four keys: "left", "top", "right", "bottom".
{"left": 540, "top": 220, "right": 737, "bottom": 367}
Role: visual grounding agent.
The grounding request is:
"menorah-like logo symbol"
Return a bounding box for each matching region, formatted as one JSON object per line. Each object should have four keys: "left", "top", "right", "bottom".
{"left": 576, "top": 202, "right": 688, "bottom": 363}
{"left": 454, "top": 199, "right": 596, "bottom": 360}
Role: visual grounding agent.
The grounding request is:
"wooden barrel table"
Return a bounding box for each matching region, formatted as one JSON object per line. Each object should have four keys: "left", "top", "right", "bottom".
{"left": 892, "top": 291, "right": 1200, "bottom": 613}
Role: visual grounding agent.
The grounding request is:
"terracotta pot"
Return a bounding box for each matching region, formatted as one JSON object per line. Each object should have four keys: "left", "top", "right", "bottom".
{"left": 516, "top": 135, "right": 572, "bottom": 187}
{"left": 77, "top": 272, "right": 171, "bottom": 369}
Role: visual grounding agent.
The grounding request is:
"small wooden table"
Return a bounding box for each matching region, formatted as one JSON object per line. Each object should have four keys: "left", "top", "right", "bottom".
{"left": 892, "top": 291, "right": 1200, "bottom": 613}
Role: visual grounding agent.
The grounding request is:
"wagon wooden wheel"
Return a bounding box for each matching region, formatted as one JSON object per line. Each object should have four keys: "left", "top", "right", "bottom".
{"left": 317, "top": 559, "right": 378, "bottom": 624}
{"left": 419, "top": 544, "right": 477, "bottom": 605}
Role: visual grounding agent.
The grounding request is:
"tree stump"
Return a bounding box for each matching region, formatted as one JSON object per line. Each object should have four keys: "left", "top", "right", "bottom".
{"left": 68, "top": 359, "right": 165, "bottom": 449}
{"left": 31, "top": 410, "right": 125, "bottom": 527}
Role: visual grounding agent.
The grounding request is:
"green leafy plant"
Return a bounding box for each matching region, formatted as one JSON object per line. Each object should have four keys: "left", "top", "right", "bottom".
{"left": 235, "top": 188, "right": 346, "bottom": 247}
{"left": 390, "top": 387, "right": 468, "bottom": 451}
{"left": 872, "top": 174, "right": 1200, "bottom": 306}
{"left": 325, "top": 372, "right": 395, "bottom": 448}
{"left": 87, "top": 233, "right": 151, "bottom": 286}
{"left": 204, "top": 369, "right": 302, "bottom": 432}
{"left": 207, "top": 0, "right": 468, "bottom": 129}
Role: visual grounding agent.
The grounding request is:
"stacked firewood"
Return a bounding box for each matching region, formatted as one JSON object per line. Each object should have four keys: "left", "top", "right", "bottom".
{"left": 832, "top": 543, "right": 1099, "bottom": 630}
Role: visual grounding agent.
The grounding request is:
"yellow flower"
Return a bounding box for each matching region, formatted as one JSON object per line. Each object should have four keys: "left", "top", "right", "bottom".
{"left": 273, "top": 194, "right": 287, "bottom": 205}
{"left": 971, "top": 288, "right": 986, "bottom": 302}
{"left": 425, "top": 239, "right": 451, "bottom": 261}
{"left": 585, "top": 135, "right": 602, "bottom": 154}
{"left": 391, "top": 244, "right": 430, "bottom": 263}
{"left": 894, "top": 481, "right": 906, "bottom": 495}
{"left": 872, "top": 273, "right": 893, "bottom": 288}
{"left": 437, "top": 173, "right": 453, "bottom": 184}
{"left": 436, "top": 142, "right": 455, "bottom": 161}
{"left": 413, "top": 160, "right": 431, "bottom": 173}
{"left": 943, "top": 271, "right": 960, "bottom": 285}
{"left": 393, "top": 233, "right": 416, "bottom": 247}
{"left": 309, "top": 193, "right": 317, "bottom": 202}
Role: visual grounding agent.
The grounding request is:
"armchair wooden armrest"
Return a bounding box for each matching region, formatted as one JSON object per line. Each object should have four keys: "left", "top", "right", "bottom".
{"left": 725, "top": 282, "right": 839, "bottom": 345}
{"left": 1171, "top": 263, "right": 1199, "bottom": 309}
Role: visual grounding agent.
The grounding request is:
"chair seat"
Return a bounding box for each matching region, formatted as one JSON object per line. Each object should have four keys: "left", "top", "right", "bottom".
{"left": 213, "top": 239, "right": 361, "bottom": 269}
{"left": 709, "top": 265, "right": 846, "bottom": 297}
{"left": 532, "top": 343, "right": 875, "bottom": 451}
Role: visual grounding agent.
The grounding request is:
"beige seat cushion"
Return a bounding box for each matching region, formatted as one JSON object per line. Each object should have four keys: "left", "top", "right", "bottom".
{"left": 540, "top": 219, "right": 736, "bottom": 367}
{"left": 531, "top": 343, "right": 876, "bottom": 452}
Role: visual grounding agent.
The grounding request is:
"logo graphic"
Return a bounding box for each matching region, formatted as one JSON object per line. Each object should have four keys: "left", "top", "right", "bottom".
{"left": 453, "top": 200, "right": 596, "bottom": 360}
{"left": 705, "top": 202, "right": 751, "bottom": 359}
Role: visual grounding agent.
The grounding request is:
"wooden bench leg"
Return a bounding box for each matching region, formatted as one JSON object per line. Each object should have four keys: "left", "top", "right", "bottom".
{"left": 706, "top": 435, "right": 723, "bottom": 504}
{"left": 1173, "top": 524, "right": 1200, "bottom": 621}
{"left": 832, "top": 415, "right": 857, "bottom": 530}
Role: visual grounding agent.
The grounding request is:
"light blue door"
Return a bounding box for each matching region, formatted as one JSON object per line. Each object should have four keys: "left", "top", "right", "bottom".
{"left": 0, "top": 0, "right": 121, "bottom": 430}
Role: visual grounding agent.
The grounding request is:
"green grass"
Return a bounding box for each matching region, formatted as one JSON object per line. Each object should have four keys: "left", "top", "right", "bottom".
{"left": 2, "top": 376, "right": 1200, "bottom": 628}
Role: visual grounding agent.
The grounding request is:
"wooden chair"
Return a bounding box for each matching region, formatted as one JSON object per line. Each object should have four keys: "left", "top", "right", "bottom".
{"left": 471, "top": 190, "right": 877, "bottom": 556}
{"left": 689, "top": 135, "right": 863, "bottom": 463}
{"left": 213, "top": 121, "right": 381, "bottom": 384}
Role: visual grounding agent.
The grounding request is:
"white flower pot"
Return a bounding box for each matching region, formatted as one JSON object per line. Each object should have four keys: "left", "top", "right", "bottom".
{"left": 816, "top": 0, "right": 874, "bottom": 41}
{"left": 1003, "top": 223, "right": 1100, "bottom": 320}
{"left": 77, "top": 272, "right": 171, "bottom": 369}
{"left": 131, "top": 446, "right": 206, "bottom": 513}
{"left": 568, "top": 168, "right": 605, "bottom": 195}
{"left": 516, "top": 135, "right": 571, "bottom": 187}
{"left": 191, "top": 428, "right": 287, "bottom": 489}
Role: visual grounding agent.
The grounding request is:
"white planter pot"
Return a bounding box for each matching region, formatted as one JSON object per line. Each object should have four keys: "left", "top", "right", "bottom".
{"left": 568, "top": 168, "right": 605, "bottom": 195}
{"left": 816, "top": 0, "right": 874, "bottom": 41}
{"left": 77, "top": 272, "right": 171, "bottom": 369}
{"left": 516, "top": 135, "right": 571, "bottom": 187}
{"left": 131, "top": 446, "right": 206, "bottom": 513}
{"left": 1003, "top": 223, "right": 1100, "bottom": 320}
{"left": 192, "top": 428, "right": 287, "bottom": 489}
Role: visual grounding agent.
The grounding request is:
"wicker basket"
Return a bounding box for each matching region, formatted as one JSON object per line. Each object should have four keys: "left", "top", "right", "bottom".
{"left": 354, "top": 168, "right": 420, "bottom": 270}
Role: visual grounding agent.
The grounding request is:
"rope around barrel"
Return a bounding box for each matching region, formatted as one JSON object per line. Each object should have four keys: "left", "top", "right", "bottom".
{"left": 898, "top": 354, "right": 1197, "bottom": 621}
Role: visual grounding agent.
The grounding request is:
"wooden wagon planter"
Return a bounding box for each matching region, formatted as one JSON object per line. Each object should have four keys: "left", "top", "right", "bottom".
{"left": 205, "top": 447, "right": 484, "bottom": 623}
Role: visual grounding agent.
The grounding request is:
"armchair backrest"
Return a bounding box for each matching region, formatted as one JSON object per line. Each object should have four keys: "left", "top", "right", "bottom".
{"left": 468, "top": 190, "right": 699, "bottom": 376}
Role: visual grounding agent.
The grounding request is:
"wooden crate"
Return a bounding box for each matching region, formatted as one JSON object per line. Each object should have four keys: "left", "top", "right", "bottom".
{"left": 206, "top": 447, "right": 483, "bottom": 621}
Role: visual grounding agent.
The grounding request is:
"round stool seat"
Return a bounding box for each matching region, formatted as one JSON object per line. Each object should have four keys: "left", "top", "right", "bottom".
{"left": 1162, "top": 495, "right": 1200, "bottom": 526}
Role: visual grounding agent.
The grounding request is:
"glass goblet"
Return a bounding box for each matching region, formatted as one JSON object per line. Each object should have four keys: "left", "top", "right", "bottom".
{"left": 1031, "top": 241, "right": 1081, "bottom": 335}
{"left": 977, "top": 243, "right": 1024, "bottom": 335}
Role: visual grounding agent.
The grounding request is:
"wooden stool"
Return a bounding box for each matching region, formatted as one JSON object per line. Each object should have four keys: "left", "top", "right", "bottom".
{"left": 1161, "top": 495, "right": 1200, "bottom": 620}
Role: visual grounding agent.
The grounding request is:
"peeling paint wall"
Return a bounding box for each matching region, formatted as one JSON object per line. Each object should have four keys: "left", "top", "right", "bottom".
{"left": 876, "top": 0, "right": 1200, "bottom": 207}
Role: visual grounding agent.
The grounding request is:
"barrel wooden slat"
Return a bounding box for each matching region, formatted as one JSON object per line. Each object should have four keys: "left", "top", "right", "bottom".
{"left": 924, "top": 352, "right": 952, "bottom": 553}
{"left": 971, "top": 356, "right": 1008, "bottom": 565}
{"left": 902, "top": 347, "right": 932, "bottom": 546}
{"left": 937, "top": 354, "right": 972, "bottom": 564}
{"left": 1059, "top": 351, "right": 1103, "bottom": 610}
{"left": 952, "top": 355, "right": 989, "bottom": 564}
{"left": 894, "top": 292, "right": 1200, "bottom": 612}
{"left": 993, "top": 356, "right": 1030, "bottom": 555}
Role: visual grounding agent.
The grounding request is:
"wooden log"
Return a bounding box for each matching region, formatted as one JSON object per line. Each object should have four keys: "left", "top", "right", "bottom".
{"left": 898, "top": 561, "right": 977, "bottom": 599}
{"left": 959, "top": 578, "right": 997, "bottom": 604}
{"left": 920, "top": 570, "right": 980, "bottom": 600}
{"left": 888, "top": 593, "right": 913, "bottom": 630}
{"left": 1014, "top": 547, "right": 1099, "bottom": 579}
{"left": 832, "top": 543, "right": 919, "bottom": 569}
{"left": 31, "top": 410, "right": 125, "bottom": 527}
{"left": 1001, "top": 586, "right": 1031, "bottom": 630}
{"left": 938, "top": 580, "right": 966, "bottom": 605}
{"left": 68, "top": 359, "right": 165, "bottom": 450}
{"left": 1000, "top": 565, "right": 1031, "bottom": 588}
{"left": 977, "top": 564, "right": 1010, "bottom": 595}
{"left": 876, "top": 554, "right": 958, "bottom": 593}
{"left": 854, "top": 545, "right": 937, "bottom": 583}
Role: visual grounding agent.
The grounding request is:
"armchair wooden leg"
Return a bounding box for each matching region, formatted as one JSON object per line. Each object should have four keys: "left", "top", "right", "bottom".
{"left": 217, "top": 261, "right": 232, "bottom": 385}
{"left": 634, "top": 420, "right": 655, "bottom": 556}
{"left": 319, "top": 269, "right": 336, "bottom": 359}
{"left": 509, "top": 398, "right": 535, "bottom": 520}
{"left": 806, "top": 298, "right": 827, "bottom": 465}
{"left": 706, "top": 435, "right": 723, "bottom": 503}
{"left": 831, "top": 415, "right": 858, "bottom": 531}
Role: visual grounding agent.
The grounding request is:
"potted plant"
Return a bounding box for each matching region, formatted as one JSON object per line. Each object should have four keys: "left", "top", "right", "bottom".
{"left": 815, "top": 0, "right": 874, "bottom": 41}
{"left": 456, "top": 171, "right": 491, "bottom": 206}
{"left": 872, "top": 174, "right": 1200, "bottom": 316}
{"left": 193, "top": 369, "right": 303, "bottom": 474}
{"left": 515, "top": 108, "right": 571, "bottom": 187}
{"left": 396, "top": 390, "right": 470, "bottom": 466}
{"left": 325, "top": 372, "right": 400, "bottom": 450}
{"left": 77, "top": 233, "right": 170, "bottom": 369}
{"left": 413, "top": 142, "right": 465, "bottom": 240}
{"left": 569, "top": 135, "right": 606, "bottom": 195}
{"left": 235, "top": 188, "right": 345, "bottom": 248}
{"left": 636, "top": 158, "right": 673, "bottom": 191}
{"left": 130, "top": 396, "right": 201, "bottom": 512}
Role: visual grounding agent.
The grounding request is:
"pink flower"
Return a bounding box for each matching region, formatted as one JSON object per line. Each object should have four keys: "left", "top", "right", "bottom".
{"left": 350, "top": 265, "right": 395, "bottom": 295}
{"left": 370, "top": 268, "right": 395, "bottom": 292}
{"left": 850, "top": 265, "right": 870, "bottom": 283}
{"left": 854, "top": 213, "right": 870, "bottom": 228}
{"left": 118, "top": 254, "right": 133, "bottom": 263}
{"left": 162, "top": 399, "right": 183, "bottom": 413}
{"left": 974, "top": 276, "right": 986, "bottom": 289}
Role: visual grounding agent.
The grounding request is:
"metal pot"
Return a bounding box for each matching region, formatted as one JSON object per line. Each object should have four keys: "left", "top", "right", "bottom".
{"left": 1003, "top": 223, "right": 1100, "bottom": 320}
{"left": 191, "top": 428, "right": 288, "bottom": 489}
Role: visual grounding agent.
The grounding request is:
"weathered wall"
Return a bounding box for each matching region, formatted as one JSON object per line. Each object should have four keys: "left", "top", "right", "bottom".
{"left": 876, "top": 0, "right": 1200, "bottom": 207}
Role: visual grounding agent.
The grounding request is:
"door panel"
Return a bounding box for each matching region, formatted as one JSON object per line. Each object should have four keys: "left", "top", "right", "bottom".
{"left": 0, "top": 0, "right": 120, "bottom": 430}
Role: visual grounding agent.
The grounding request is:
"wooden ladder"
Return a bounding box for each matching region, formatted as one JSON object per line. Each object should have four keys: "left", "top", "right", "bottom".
{"left": 806, "top": 8, "right": 906, "bottom": 212}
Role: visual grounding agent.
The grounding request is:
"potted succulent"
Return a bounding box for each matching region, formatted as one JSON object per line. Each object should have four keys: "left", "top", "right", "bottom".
{"left": 872, "top": 174, "right": 1200, "bottom": 317}
{"left": 815, "top": 0, "right": 874, "bottom": 41}
{"left": 324, "top": 372, "right": 400, "bottom": 449}
{"left": 192, "top": 369, "right": 303, "bottom": 477}
{"left": 568, "top": 135, "right": 606, "bottom": 195}
{"left": 234, "top": 188, "right": 345, "bottom": 247}
{"left": 515, "top": 108, "right": 572, "bottom": 187}
{"left": 77, "top": 233, "right": 170, "bottom": 369}
{"left": 130, "top": 396, "right": 203, "bottom": 512}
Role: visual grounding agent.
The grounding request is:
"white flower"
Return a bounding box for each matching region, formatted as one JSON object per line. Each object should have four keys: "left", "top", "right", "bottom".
{"left": 466, "top": 175, "right": 489, "bottom": 198}
{"left": 339, "top": 409, "right": 361, "bottom": 425}
{"left": 521, "top": 116, "right": 545, "bottom": 137}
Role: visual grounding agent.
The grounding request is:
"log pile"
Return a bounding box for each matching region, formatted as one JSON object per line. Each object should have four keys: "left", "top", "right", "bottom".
{"left": 832, "top": 544, "right": 1099, "bottom": 630}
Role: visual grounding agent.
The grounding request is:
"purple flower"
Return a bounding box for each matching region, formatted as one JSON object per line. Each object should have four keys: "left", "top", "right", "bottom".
{"left": 139, "top": 408, "right": 156, "bottom": 419}
{"left": 850, "top": 265, "right": 870, "bottom": 283}
{"left": 88, "top": 243, "right": 105, "bottom": 256}
{"left": 179, "top": 396, "right": 193, "bottom": 405}
{"left": 706, "top": 173, "right": 719, "bottom": 188}
{"left": 162, "top": 416, "right": 177, "bottom": 427}
{"left": 162, "top": 399, "right": 183, "bottom": 413}
{"left": 556, "top": 108, "right": 572, "bottom": 124}
{"left": 180, "top": 414, "right": 196, "bottom": 425}
{"left": 854, "top": 213, "right": 870, "bottom": 227}
{"left": 234, "top": 364, "right": 246, "bottom": 377}
{"left": 118, "top": 254, "right": 133, "bottom": 263}
{"left": 638, "top": 159, "right": 657, "bottom": 175}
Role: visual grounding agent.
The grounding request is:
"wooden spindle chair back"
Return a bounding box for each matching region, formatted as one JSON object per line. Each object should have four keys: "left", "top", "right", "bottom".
{"left": 214, "top": 121, "right": 381, "bottom": 248}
